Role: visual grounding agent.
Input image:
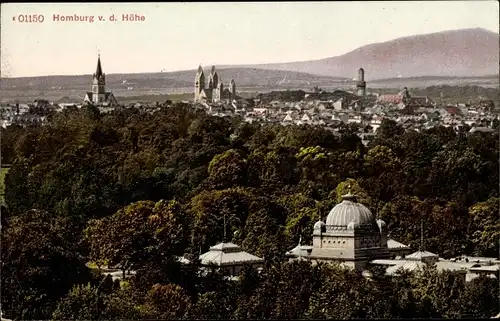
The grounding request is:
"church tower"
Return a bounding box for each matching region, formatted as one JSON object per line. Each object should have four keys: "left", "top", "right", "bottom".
{"left": 211, "top": 66, "right": 219, "bottom": 89}
{"left": 195, "top": 65, "right": 205, "bottom": 102}
{"left": 230, "top": 79, "right": 236, "bottom": 101}
{"left": 92, "top": 54, "right": 106, "bottom": 104}
{"left": 356, "top": 68, "right": 366, "bottom": 96}
{"left": 216, "top": 81, "right": 224, "bottom": 103}
{"left": 83, "top": 52, "right": 118, "bottom": 107}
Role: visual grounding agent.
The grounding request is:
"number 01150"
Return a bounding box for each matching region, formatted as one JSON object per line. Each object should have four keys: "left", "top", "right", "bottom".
{"left": 17, "top": 14, "right": 45, "bottom": 23}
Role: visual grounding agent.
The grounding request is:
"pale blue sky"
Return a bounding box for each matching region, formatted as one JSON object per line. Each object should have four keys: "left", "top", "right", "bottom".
{"left": 1, "top": 1, "right": 498, "bottom": 77}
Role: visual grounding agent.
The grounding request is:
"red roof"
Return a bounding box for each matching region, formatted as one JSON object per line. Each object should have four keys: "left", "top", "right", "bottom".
{"left": 444, "top": 106, "right": 459, "bottom": 115}
{"left": 377, "top": 94, "right": 403, "bottom": 104}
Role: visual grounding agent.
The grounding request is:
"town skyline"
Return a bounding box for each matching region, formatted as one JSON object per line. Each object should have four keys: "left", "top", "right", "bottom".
{"left": 1, "top": 1, "right": 499, "bottom": 78}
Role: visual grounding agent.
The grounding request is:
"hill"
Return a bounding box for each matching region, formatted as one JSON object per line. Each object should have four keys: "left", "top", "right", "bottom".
{"left": 224, "top": 28, "right": 499, "bottom": 79}
{"left": 0, "top": 68, "right": 349, "bottom": 93}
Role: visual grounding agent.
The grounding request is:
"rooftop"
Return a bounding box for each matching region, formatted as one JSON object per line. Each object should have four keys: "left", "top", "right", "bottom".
{"left": 200, "top": 242, "right": 264, "bottom": 266}
{"left": 405, "top": 250, "right": 439, "bottom": 261}
{"left": 387, "top": 239, "right": 410, "bottom": 249}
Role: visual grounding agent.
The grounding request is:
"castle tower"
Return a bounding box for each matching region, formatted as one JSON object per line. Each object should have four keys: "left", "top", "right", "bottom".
{"left": 195, "top": 65, "right": 205, "bottom": 102}
{"left": 356, "top": 68, "right": 366, "bottom": 96}
{"left": 230, "top": 79, "right": 236, "bottom": 101}
{"left": 92, "top": 54, "right": 106, "bottom": 104}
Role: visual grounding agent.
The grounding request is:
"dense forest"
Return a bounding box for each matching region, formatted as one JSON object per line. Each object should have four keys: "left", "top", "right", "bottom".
{"left": 1, "top": 103, "right": 499, "bottom": 320}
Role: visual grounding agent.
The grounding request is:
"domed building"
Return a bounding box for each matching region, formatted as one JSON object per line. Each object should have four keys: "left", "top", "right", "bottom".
{"left": 286, "top": 192, "right": 392, "bottom": 270}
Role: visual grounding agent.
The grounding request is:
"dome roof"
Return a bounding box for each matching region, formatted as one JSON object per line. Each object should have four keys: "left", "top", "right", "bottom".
{"left": 326, "top": 193, "right": 374, "bottom": 227}
{"left": 313, "top": 220, "right": 326, "bottom": 230}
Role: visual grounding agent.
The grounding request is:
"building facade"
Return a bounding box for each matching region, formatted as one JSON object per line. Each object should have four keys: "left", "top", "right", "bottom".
{"left": 287, "top": 193, "right": 392, "bottom": 270}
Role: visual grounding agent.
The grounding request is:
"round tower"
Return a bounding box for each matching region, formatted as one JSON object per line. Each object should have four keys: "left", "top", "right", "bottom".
{"left": 356, "top": 68, "right": 366, "bottom": 96}
{"left": 230, "top": 79, "right": 236, "bottom": 101}
{"left": 358, "top": 68, "right": 365, "bottom": 82}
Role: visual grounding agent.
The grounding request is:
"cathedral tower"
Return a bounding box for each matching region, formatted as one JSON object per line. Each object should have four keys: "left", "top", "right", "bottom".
{"left": 195, "top": 65, "right": 205, "bottom": 101}
{"left": 211, "top": 66, "right": 219, "bottom": 89}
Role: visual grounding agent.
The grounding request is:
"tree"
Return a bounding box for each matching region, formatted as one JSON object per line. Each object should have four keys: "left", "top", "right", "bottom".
{"left": 469, "top": 197, "right": 500, "bottom": 257}
{"left": 1, "top": 210, "right": 91, "bottom": 320}
{"left": 376, "top": 118, "right": 405, "bottom": 140}
{"left": 307, "top": 263, "right": 383, "bottom": 319}
{"left": 294, "top": 146, "right": 338, "bottom": 198}
{"left": 188, "top": 187, "right": 257, "bottom": 252}
{"left": 239, "top": 199, "right": 288, "bottom": 262}
{"left": 139, "top": 283, "right": 191, "bottom": 319}
{"left": 205, "top": 149, "right": 248, "bottom": 189}
{"left": 410, "top": 265, "right": 466, "bottom": 318}
{"left": 333, "top": 178, "right": 373, "bottom": 207}
{"left": 52, "top": 283, "right": 109, "bottom": 320}
{"left": 457, "top": 275, "right": 500, "bottom": 318}
{"left": 84, "top": 199, "right": 189, "bottom": 273}
{"left": 364, "top": 145, "right": 401, "bottom": 175}
{"left": 187, "top": 291, "right": 232, "bottom": 320}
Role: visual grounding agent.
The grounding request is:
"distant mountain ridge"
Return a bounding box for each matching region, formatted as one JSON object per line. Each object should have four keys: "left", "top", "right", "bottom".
{"left": 222, "top": 28, "right": 499, "bottom": 79}
{"left": 1, "top": 28, "right": 498, "bottom": 96}
{"left": 0, "top": 68, "right": 350, "bottom": 93}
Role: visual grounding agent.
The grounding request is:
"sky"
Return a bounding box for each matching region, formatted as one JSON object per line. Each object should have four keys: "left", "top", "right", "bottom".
{"left": 1, "top": 1, "right": 499, "bottom": 77}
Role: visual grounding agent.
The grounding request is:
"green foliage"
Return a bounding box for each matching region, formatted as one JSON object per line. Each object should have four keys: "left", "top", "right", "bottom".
{"left": 307, "top": 263, "right": 389, "bottom": 319}
{"left": 206, "top": 149, "right": 248, "bottom": 189}
{"left": 333, "top": 178, "right": 372, "bottom": 206}
{"left": 1, "top": 209, "right": 92, "bottom": 320}
{"left": 139, "top": 283, "right": 191, "bottom": 319}
{"left": 1, "top": 105, "right": 499, "bottom": 319}
{"left": 469, "top": 197, "right": 500, "bottom": 257}
{"left": 52, "top": 280, "right": 142, "bottom": 320}
{"left": 0, "top": 167, "right": 8, "bottom": 205}
{"left": 85, "top": 199, "right": 189, "bottom": 271}
{"left": 52, "top": 283, "right": 108, "bottom": 320}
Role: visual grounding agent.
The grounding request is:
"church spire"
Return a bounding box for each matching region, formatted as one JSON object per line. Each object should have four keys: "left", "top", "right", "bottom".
{"left": 95, "top": 53, "right": 103, "bottom": 78}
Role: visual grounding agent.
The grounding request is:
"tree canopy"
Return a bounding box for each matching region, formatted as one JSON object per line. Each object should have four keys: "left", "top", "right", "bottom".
{"left": 1, "top": 104, "right": 498, "bottom": 319}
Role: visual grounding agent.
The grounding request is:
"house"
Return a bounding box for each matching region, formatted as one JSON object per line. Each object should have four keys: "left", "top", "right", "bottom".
{"left": 283, "top": 114, "right": 294, "bottom": 124}
{"left": 299, "top": 113, "right": 312, "bottom": 124}
{"left": 405, "top": 96, "right": 434, "bottom": 108}
{"left": 333, "top": 98, "right": 347, "bottom": 111}
{"left": 333, "top": 113, "right": 349, "bottom": 124}
{"left": 348, "top": 114, "right": 362, "bottom": 124}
